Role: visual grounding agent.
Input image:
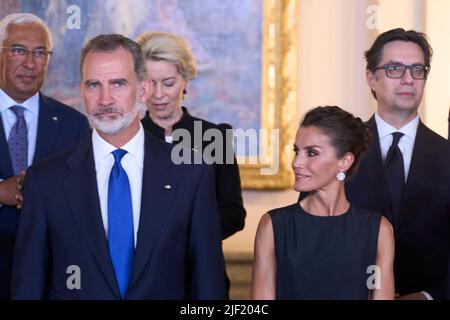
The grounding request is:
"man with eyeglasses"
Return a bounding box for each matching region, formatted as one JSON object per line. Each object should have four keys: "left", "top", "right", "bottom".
{"left": 346, "top": 28, "right": 450, "bottom": 300}
{"left": 0, "top": 13, "right": 88, "bottom": 299}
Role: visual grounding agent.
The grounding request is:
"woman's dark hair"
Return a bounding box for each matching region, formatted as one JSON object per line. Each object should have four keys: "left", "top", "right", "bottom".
{"left": 300, "top": 106, "right": 372, "bottom": 178}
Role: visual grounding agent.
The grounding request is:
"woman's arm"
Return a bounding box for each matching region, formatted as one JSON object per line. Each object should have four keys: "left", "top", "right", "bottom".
{"left": 371, "top": 216, "right": 395, "bottom": 300}
{"left": 251, "top": 213, "right": 276, "bottom": 299}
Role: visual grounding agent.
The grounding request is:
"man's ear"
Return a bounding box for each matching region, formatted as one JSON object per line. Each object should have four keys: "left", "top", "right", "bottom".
{"left": 139, "top": 79, "right": 151, "bottom": 103}
{"left": 366, "top": 69, "right": 377, "bottom": 91}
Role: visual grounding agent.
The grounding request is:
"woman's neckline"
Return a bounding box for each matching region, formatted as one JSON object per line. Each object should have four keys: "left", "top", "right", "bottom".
{"left": 296, "top": 203, "right": 352, "bottom": 218}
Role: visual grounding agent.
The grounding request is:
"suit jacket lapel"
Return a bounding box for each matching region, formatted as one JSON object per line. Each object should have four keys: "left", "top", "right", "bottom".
{"left": 0, "top": 93, "right": 61, "bottom": 177}
{"left": 62, "top": 134, "right": 120, "bottom": 298}
{"left": 33, "top": 94, "right": 62, "bottom": 163}
{"left": 130, "top": 133, "right": 176, "bottom": 287}
{"left": 362, "top": 117, "right": 395, "bottom": 223}
{"left": 398, "top": 121, "right": 433, "bottom": 228}
{"left": 0, "top": 117, "right": 13, "bottom": 178}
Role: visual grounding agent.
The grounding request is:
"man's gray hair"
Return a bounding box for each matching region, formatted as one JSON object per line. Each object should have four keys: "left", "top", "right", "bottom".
{"left": 0, "top": 13, "right": 53, "bottom": 49}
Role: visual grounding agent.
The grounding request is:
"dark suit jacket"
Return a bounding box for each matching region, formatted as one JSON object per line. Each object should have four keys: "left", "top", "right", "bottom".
{"left": 142, "top": 107, "right": 246, "bottom": 240}
{"left": 0, "top": 93, "right": 88, "bottom": 299}
{"left": 11, "top": 131, "right": 226, "bottom": 299}
{"left": 346, "top": 116, "right": 450, "bottom": 299}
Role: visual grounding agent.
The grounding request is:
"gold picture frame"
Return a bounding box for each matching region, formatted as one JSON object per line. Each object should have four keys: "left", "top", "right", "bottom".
{"left": 238, "top": 0, "right": 298, "bottom": 189}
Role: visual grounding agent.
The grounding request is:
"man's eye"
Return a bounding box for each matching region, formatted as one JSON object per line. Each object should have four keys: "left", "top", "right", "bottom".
{"left": 12, "top": 47, "right": 27, "bottom": 55}
{"left": 112, "top": 81, "right": 127, "bottom": 87}
{"left": 33, "top": 50, "right": 47, "bottom": 57}
{"left": 388, "top": 65, "right": 403, "bottom": 71}
{"left": 87, "top": 82, "right": 99, "bottom": 89}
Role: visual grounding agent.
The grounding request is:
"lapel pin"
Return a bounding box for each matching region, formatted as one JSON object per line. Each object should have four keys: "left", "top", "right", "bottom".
{"left": 164, "top": 184, "right": 172, "bottom": 190}
{"left": 52, "top": 116, "right": 58, "bottom": 122}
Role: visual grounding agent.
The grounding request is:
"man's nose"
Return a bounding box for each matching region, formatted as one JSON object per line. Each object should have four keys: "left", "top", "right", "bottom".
{"left": 99, "top": 87, "right": 114, "bottom": 105}
{"left": 21, "top": 51, "right": 38, "bottom": 69}
{"left": 401, "top": 67, "right": 415, "bottom": 84}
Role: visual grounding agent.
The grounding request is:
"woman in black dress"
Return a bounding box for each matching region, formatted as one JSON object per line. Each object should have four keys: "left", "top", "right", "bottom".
{"left": 251, "top": 106, "right": 395, "bottom": 300}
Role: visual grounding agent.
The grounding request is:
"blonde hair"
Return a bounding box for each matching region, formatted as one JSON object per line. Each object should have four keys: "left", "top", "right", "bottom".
{"left": 136, "top": 31, "right": 197, "bottom": 81}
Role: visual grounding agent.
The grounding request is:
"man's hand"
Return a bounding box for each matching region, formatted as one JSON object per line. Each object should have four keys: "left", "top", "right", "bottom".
{"left": 0, "top": 171, "right": 26, "bottom": 208}
{"left": 396, "top": 292, "right": 428, "bottom": 300}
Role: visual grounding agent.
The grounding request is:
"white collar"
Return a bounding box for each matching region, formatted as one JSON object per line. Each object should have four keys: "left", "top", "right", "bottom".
{"left": 92, "top": 124, "right": 145, "bottom": 163}
{"left": 0, "top": 89, "right": 39, "bottom": 114}
{"left": 375, "top": 112, "right": 419, "bottom": 140}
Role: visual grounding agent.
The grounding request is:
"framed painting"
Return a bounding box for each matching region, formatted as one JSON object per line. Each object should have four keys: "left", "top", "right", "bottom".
{"left": 238, "top": 0, "right": 298, "bottom": 189}
{"left": 2, "top": 0, "right": 297, "bottom": 189}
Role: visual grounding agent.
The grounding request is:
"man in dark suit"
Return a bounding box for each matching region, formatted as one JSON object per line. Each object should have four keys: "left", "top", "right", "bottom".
{"left": 346, "top": 28, "right": 450, "bottom": 300}
{"left": 0, "top": 13, "right": 88, "bottom": 299}
{"left": 12, "top": 34, "right": 225, "bottom": 299}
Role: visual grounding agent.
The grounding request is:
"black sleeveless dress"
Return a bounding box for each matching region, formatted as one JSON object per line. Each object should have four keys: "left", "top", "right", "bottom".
{"left": 269, "top": 203, "right": 381, "bottom": 300}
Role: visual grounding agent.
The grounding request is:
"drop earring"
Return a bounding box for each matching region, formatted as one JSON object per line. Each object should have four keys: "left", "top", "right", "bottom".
{"left": 336, "top": 171, "right": 346, "bottom": 181}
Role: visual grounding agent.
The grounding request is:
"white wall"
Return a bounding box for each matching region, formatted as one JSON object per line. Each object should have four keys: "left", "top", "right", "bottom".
{"left": 297, "top": 0, "right": 375, "bottom": 122}
{"left": 425, "top": 0, "right": 450, "bottom": 139}
{"left": 377, "top": 0, "right": 424, "bottom": 31}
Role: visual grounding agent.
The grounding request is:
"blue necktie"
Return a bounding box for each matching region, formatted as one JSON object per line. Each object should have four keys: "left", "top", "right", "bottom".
{"left": 385, "top": 132, "right": 405, "bottom": 224}
{"left": 8, "top": 105, "right": 28, "bottom": 175}
{"left": 108, "top": 149, "right": 134, "bottom": 298}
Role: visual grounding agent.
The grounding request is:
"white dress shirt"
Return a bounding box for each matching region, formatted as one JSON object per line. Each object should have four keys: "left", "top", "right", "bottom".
{"left": 165, "top": 135, "right": 173, "bottom": 143}
{"left": 92, "top": 125, "right": 145, "bottom": 248}
{"left": 374, "top": 113, "right": 419, "bottom": 182}
{"left": 0, "top": 89, "right": 40, "bottom": 166}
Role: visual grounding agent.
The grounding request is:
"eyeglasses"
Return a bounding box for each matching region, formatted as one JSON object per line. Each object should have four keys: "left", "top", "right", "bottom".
{"left": 373, "top": 63, "right": 429, "bottom": 80}
{"left": 1, "top": 46, "right": 52, "bottom": 62}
